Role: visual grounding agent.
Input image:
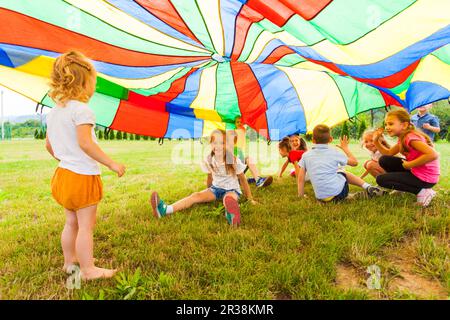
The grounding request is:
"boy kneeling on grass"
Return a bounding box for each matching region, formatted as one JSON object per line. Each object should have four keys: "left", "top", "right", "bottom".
{"left": 297, "top": 124, "right": 385, "bottom": 202}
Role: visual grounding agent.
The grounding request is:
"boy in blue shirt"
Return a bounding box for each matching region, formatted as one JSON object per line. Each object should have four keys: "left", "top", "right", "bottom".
{"left": 298, "top": 124, "right": 384, "bottom": 202}
{"left": 411, "top": 104, "right": 440, "bottom": 141}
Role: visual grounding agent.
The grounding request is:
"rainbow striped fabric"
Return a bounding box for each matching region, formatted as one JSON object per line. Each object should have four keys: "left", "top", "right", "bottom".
{"left": 0, "top": 0, "right": 449, "bottom": 139}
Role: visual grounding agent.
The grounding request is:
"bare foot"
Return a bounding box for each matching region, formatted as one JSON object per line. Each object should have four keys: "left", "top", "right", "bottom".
{"left": 81, "top": 267, "right": 117, "bottom": 280}
{"left": 62, "top": 258, "right": 97, "bottom": 274}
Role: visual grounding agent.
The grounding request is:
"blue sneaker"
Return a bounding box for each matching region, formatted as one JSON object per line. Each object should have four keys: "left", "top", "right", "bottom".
{"left": 223, "top": 194, "right": 241, "bottom": 226}
{"left": 247, "top": 178, "right": 256, "bottom": 184}
{"left": 256, "top": 176, "right": 273, "bottom": 188}
{"left": 150, "top": 192, "right": 168, "bottom": 218}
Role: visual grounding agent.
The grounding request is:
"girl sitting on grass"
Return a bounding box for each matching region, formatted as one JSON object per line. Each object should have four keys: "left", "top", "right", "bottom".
{"left": 46, "top": 51, "right": 126, "bottom": 280}
{"left": 374, "top": 108, "right": 440, "bottom": 207}
{"left": 360, "top": 130, "right": 388, "bottom": 179}
{"left": 150, "top": 129, "right": 256, "bottom": 226}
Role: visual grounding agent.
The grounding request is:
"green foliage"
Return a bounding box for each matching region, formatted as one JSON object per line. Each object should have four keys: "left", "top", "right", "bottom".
{"left": 98, "top": 130, "right": 103, "bottom": 140}
{"left": 7, "top": 120, "right": 41, "bottom": 139}
{"left": 341, "top": 121, "right": 350, "bottom": 139}
{"left": 81, "top": 289, "right": 105, "bottom": 300}
{"left": 135, "top": 134, "right": 141, "bottom": 141}
{"left": 113, "top": 268, "right": 146, "bottom": 300}
{"left": 123, "top": 132, "right": 128, "bottom": 140}
{"left": 446, "top": 130, "right": 450, "bottom": 142}
{"left": 38, "top": 129, "right": 45, "bottom": 140}
{"left": 116, "top": 131, "right": 122, "bottom": 140}
{"left": 129, "top": 134, "right": 134, "bottom": 141}
{"left": 109, "top": 130, "right": 115, "bottom": 140}
{"left": 143, "top": 135, "right": 149, "bottom": 141}
{"left": 104, "top": 130, "right": 109, "bottom": 140}
{"left": 305, "top": 133, "right": 312, "bottom": 141}
{"left": 431, "top": 100, "right": 449, "bottom": 140}
{"left": 358, "top": 119, "right": 367, "bottom": 140}
{"left": 434, "top": 132, "right": 440, "bottom": 142}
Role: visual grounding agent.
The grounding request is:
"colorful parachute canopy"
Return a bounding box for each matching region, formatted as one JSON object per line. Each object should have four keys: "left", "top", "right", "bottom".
{"left": 0, "top": 0, "right": 449, "bottom": 140}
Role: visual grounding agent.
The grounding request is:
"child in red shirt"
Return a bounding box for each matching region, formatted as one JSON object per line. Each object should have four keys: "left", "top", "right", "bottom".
{"left": 278, "top": 135, "right": 307, "bottom": 178}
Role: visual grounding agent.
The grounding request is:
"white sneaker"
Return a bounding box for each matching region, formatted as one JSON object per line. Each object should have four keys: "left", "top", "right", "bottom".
{"left": 417, "top": 188, "right": 436, "bottom": 207}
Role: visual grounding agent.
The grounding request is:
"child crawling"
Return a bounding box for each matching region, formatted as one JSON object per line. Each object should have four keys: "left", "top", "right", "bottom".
{"left": 150, "top": 129, "right": 256, "bottom": 226}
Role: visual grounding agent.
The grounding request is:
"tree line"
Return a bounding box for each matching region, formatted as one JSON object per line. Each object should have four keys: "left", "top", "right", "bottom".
{"left": 96, "top": 128, "right": 155, "bottom": 141}
{"left": 10, "top": 99, "right": 450, "bottom": 142}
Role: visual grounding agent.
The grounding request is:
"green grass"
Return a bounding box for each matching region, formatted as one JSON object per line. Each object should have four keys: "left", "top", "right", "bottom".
{"left": 0, "top": 140, "right": 448, "bottom": 300}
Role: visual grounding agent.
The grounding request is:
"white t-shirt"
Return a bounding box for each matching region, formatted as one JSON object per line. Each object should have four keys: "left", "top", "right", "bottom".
{"left": 200, "top": 155, "right": 246, "bottom": 191}
{"left": 370, "top": 150, "right": 383, "bottom": 161}
{"left": 46, "top": 100, "right": 100, "bottom": 175}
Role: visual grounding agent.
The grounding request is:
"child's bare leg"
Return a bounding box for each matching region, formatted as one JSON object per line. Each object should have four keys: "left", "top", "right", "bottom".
{"left": 62, "top": 209, "right": 78, "bottom": 272}
{"left": 76, "top": 205, "right": 116, "bottom": 280}
{"left": 344, "top": 171, "right": 367, "bottom": 188}
{"left": 172, "top": 189, "right": 216, "bottom": 213}
{"left": 246, "top": 157, "right": 260, "bottom": 179}
{"left": 224, "top": 191, "right": 238, "bottom": 202}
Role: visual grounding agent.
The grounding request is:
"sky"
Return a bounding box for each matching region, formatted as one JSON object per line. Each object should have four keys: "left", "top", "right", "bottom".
{"left": 0, "top": 85, "right": 42, "bottom": 119}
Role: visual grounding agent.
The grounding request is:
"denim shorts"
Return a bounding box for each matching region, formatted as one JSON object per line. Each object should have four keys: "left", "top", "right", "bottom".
{"left": 209, "top": 186, "right": 241, "bottom": 200}
{"left": 332, "top": 172, "right": 349, "bottom": 202}
{"left": 320, "top": 172, "right": 349, "bottom": 203}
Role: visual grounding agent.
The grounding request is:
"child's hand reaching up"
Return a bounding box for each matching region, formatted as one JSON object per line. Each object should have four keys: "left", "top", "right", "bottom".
{"left": 109, "top": 162, "right": 126, "bottom": 177}
{"left": 372, "top": 128, "right": 384, "bottom": 141}
{"left": 338, "top": 135, "right": 350, "bottom": 150}
{"left": 336, "top": 135, "right": 358, "bottom": 166}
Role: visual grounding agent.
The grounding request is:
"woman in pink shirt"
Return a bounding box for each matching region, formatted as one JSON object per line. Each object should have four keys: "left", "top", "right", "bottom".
{"left": 373, "top": 108, "right": 440, "bottom": 207}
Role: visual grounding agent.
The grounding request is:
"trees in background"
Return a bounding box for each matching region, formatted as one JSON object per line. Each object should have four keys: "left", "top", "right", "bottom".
{"left": 357, "top": 119, "right": 367, "bottom": 139}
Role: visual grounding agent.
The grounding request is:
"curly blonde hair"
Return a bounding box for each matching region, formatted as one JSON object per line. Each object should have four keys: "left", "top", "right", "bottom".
{"left": 49, "top": 51, "right": 96, "bottom": 105}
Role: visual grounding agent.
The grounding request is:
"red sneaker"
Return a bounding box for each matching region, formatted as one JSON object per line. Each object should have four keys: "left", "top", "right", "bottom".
{"left": 223, "top": 194, "right": 241, "bottom": 226}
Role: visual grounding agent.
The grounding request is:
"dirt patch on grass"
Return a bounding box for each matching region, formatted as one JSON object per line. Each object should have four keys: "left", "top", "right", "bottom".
{"left": 335, "top": 264, "right": 365, "bottom": 290}
{"left": 384, "top": 238, "right": 448, "bottom": 299}
{"left": 388, "top": 270, "right": 447, "bottom": 299}
{"left": 274, "top": 292, "right": 292, "bottom": 300}
{"left": 335, "top": 234, "right": 448, "bottom": 299}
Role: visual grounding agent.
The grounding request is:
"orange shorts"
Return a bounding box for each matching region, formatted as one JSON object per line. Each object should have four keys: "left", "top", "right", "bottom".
{"left": 51, "top": 167, "right": 103, "bottom": 211}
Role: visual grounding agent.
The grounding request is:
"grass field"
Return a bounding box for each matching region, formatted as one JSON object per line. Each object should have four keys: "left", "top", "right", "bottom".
{"left": 0, "top": 139, "right": 448, "bottom": 300}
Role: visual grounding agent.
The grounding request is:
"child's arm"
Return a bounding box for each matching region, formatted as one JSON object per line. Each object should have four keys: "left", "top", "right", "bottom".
{"left": 238, "top": 173, "right": 257, "bottom": 204}
{"left": 297, "top": 167, "right": 307, "bottom": 197}
{"left": 206, "top": 173, "right": 212, "bottom": 187}
{"left": 77, "top": 124, "right": 126, "bottom": 177}
{"left": 422, "top": 122, "right": 440, "bottom": 133}
{"left": 45, "top": 134, "right": 59, "bottom": 161}
{"left": 279, "top": 159, "right": 289, "bottom": 177}
{"left": 402, "top": 140, "right": 439, "bottom": 169}
{"left": 373, "top": 129, "right": 400, "bottom": 156}
{"left": 338, "top": 136, "right": 358, "bottom": 167}
{"left": 293, "top": 161, "right": 300, "bottom": 177}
